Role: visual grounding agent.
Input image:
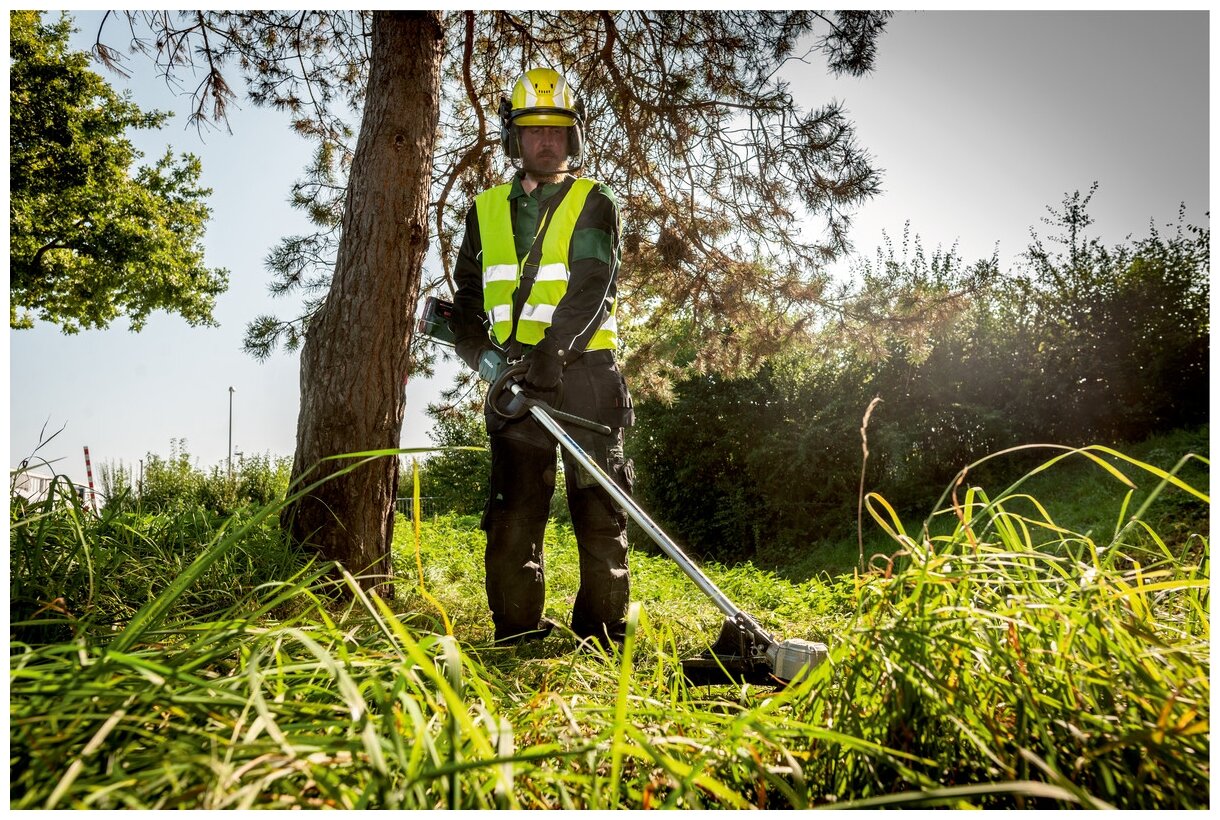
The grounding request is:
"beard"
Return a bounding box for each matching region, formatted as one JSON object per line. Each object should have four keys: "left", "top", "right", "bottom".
{"left": 524, "top": 168, "right": 568, "bottom": 185}
{"left": 521, "top": 144, "right": 569, "bottom": 183}
{"left": 523, "top": 152, "right": 568, "bottom": 183}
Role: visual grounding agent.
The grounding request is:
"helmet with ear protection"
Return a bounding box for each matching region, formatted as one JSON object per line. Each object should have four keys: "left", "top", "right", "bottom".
{"left": 499, "top": 67, "right": 585, "bottom": 168}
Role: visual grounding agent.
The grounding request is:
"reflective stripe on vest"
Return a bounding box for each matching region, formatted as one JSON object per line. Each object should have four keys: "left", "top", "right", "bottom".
{"left": 475, "top": 178, "right": 618, "bottom": 351}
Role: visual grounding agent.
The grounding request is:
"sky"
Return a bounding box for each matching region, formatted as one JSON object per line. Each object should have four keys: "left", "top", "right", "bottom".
{"left": 7, "top": 10, "right": 1212, "bottom": 491}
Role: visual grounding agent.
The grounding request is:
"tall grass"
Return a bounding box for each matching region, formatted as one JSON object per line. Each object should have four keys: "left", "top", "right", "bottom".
{"left": 809, "top": 444, "right": 1209, "bottom": 807}
{"left": 9, "top": 441, "right": 1209, "bottom": 808}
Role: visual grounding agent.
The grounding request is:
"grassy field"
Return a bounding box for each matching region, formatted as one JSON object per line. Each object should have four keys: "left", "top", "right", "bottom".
{"left": 9, "top": 430, "right": 1210, "bottom": 808}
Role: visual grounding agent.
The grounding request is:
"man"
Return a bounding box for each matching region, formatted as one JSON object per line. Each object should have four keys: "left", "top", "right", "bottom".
{"left": 449, "top": 67, "right": 634, "bottom": 648}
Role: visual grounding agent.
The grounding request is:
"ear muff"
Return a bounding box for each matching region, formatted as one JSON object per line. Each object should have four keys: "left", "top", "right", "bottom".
{"left": 498, "top": 97, "right": 520, "bottom": 159}
{"left": 567, "top": 99, "right": 586, "bottom": 164}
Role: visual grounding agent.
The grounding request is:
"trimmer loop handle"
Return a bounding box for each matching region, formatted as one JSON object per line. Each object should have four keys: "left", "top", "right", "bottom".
{"left": 486, "top": 362, "right": 612, "bottom": 436}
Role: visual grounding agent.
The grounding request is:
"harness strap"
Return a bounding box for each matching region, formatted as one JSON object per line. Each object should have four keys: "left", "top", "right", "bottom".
{"left": 505, "top": 176, "right": 577, "bottom": 362}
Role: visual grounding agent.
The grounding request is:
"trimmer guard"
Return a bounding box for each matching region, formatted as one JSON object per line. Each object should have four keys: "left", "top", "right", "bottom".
{"left": 680, "top": 617, "right": 780, "bottom": 687}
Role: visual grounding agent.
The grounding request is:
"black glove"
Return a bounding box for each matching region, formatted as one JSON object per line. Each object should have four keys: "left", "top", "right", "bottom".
{"left": 455, "top": 337, "right": 489, "bottom": 372}
{"left": 524, "top": 346, "right": 563, "bottom": 396}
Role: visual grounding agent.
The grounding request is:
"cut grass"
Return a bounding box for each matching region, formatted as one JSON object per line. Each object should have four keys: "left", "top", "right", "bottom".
{"left": 9, "top": 436, "right": 1210, "bottom": 809}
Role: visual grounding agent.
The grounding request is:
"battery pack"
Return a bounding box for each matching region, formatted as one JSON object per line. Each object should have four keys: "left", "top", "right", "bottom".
{"left": 418, "top": 296, "right": 457, "bottom": 347}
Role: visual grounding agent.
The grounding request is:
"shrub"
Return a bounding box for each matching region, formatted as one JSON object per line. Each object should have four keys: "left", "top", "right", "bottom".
{"left": 112, "top": 439, "right": 291, "bottom": 516}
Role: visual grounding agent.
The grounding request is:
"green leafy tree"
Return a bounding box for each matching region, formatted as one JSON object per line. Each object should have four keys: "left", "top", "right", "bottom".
{"left": 8, "top": 10, "right": 226, "bottom": 332}
{"left": 633, "top": 191, "right": 1209, "bottom": 567}
{"left": 416, "top": 406, "right": 490, "bottom": 517}
{"left": 1114, "top": 217, "right": 1209, "bottom": 433}
{"left": 1017, "top": 187, "right": 1210, "bottom": 442}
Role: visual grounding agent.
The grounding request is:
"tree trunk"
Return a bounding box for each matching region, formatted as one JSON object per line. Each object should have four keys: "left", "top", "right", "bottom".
{"left": 283, "top": 11, "right": 443, "bottom": 592}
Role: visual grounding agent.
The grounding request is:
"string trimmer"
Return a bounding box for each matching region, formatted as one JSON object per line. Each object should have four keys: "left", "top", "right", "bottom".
{"left": 419, "top": 297, "right": 828, "bottom": 686}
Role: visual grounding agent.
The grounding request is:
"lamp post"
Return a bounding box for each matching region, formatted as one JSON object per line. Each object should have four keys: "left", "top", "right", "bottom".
{"left": 228, "top": 386, "right": 235, "bottom": 481}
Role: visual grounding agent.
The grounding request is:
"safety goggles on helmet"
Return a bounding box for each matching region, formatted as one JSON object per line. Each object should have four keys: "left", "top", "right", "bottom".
{"left": 499, "top": 67, "right": 585, "bottom": 169}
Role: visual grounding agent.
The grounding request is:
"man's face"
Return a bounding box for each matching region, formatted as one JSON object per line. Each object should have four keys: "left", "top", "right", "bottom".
{"left": 518, "top": 125, "right": 569, "bottom": 174}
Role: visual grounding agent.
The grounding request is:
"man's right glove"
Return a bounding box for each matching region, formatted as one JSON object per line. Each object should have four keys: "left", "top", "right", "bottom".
{"left": 523, "top": 346, "right": 563, "bottom": 398}
{"left": 454, "top": 337, "right": 485, "bottom": 371}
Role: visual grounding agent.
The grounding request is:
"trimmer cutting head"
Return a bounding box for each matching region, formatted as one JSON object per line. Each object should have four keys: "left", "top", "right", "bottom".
{"left": 681, "top": 618, "right": 828, "bottom": 687}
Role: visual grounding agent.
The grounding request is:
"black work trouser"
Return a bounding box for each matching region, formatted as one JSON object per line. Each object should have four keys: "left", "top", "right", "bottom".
{"left": 481, "top": 353, "right": 634, "bottom": 646}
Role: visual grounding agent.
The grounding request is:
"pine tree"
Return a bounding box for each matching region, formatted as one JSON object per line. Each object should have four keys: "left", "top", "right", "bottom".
{"left": 93, "top": 10, "right": 891, "bottom": 589}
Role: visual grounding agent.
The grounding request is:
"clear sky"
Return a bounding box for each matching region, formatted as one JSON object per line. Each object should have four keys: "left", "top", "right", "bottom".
{"left": 7, "top": 10, "right": 1211, "bottom": 490}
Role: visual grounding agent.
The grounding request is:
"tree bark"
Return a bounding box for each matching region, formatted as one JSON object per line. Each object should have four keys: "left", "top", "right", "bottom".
{"left": 283, "top": 11, "right": 443, "bottom": 592}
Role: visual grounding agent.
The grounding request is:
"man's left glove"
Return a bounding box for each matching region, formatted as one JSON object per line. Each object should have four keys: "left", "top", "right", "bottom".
{"left": 477, "top": 347, "right": 508, "bottom": 383}
{"left": 524, "top": 346, "right": 563, "bottom": 395}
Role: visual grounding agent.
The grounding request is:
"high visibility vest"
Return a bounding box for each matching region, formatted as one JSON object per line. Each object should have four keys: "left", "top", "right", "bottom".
{"left": 475, "top": 178, "right": 618, "bottom": 351}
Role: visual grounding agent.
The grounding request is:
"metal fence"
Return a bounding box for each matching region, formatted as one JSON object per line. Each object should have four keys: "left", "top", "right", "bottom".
{"left": 394, "top": 496, "right": 439, "bottom": 520}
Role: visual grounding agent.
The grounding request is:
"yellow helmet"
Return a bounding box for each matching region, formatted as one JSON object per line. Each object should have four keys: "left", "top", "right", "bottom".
{"left": 499, "top": 67, "right": 585, "bottom": 166}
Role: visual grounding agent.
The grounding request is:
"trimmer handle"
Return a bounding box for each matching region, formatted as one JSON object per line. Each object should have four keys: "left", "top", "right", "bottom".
{"left": 487, "top": 363, "right": 612, "bottom": 436}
